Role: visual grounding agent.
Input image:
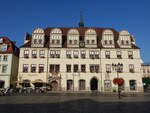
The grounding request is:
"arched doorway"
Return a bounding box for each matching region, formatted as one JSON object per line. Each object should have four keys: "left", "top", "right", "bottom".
{"left": 50, "top": 81, "right": 58, "bottom": 91}
{"left": 90, "top": 77, "right": 98, "bottom": 91}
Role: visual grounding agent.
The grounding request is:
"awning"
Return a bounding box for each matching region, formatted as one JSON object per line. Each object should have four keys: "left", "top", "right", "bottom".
{"left": 32, "top": 79, "right": 43, "bottom": 83}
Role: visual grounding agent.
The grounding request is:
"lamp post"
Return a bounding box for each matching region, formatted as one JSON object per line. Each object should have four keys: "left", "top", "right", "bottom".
{"left": 112, "top": 63, "right": 123, "bottom": 99}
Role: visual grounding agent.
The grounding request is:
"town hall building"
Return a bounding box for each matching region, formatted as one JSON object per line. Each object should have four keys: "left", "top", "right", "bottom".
{"left": 18, "top": 20, "right": 144, "bottom": 92}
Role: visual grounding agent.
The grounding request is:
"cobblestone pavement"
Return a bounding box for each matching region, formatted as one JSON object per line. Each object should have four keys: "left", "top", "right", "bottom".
{"left": 0, "top": 93, "right": 150, "bottom": 113}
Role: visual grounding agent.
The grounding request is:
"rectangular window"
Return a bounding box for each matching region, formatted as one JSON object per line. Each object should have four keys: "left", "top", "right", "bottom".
{"left": 81, "top": 64, "right": 86, "bottom": 72}
{"left": 87, "top": 40, "right": 89, "bottom": 44}
{"left": 81, "top": 50, "right": 86, "bottom": 58}
{"left": 89, "top": 51, "right": 94, "bottom": 59}
{"left": 128, "top": 51, "right": 133, "bottom": 59}
{"left": 56, "top": 40, "right": 60, "bottom": 44}
{"left": 55, "top": 65, "right": 60, "bottom": 73}
{"left": 49, "top": 64, "right": 60, "bottom": 73}
{"left": 104, "top": 40, "right": 107, "bottom": 45}
{"left": 50, "top": 50, "right": 55, "bottom": 58}
{"left": 39, "top": 50, "right": 45, "bottom": 58}
{"left": 23, "top": 64, "right": 28, "bottom": 72}
{"left": 66, "top": 64, "right": 71, "bottom": 72}
{"left": 24, "top": 50, "right": 29, "bottom": 58}
{"left": 106, "top": 64, "right": 111, "bottom": 73}
{"left": 95, "top": 65, "right": 99, "bottom": 73}
{"left": 31, "top": 64, "right": 36, "bottom": 73}
{"left": 117, "top": 51, "right": 122, "bottom": 59}
{"left": 95, "top": 51, "right": 99, "bottom": 59}
{"left": 55, "top": 50, "right": 60, "bottom": 58}
{"left": 69, "top": 40, "right": 72, "bottom": 44}
{"left": 52, "top": 40, "right": 55, "bottom": 44}
{"left": 32, "top": 50, "right": 37, "bottom": 58}
{"left": 105, "top": 51, "right": 110, "bottom": 59}
{"left": 39, "top": 64, "right": 44, "bottom": 73}
{"left": 73, "top": 50, "right": 78, "bottom": 58}
{"left": 49, "top": 64, "right": 54, "bottom": 73}
{"left": 2, "top": 65, "right": 7, "bottom": 73}
{"left": 91, "top": 40, "right": 95, "bottom": 44}
{"left": 3, "top": 55, "right": 8, "bottom": 61}
{"left": 74, "top": 40, "right": 77, "bottom": 44}
{"left": 90, "top": 65, "right": 95, "bottom": 73}
{"left": 66, "top": 50, "right": 71, "bottom": 58}
{"left": 129, "top": 64, "right": 134, "bottom": 73}
{"left": 73, "top": 64, "right": 78, "bottom": 72}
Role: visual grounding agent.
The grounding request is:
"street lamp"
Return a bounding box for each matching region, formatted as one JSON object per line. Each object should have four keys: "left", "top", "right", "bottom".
{"left": 112, "top": 63, "right": 123, "bottom": 99}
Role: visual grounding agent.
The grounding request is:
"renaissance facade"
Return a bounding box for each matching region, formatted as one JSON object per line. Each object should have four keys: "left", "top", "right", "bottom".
{"left": 18, "top": 25, "right": 143, "bottom": 92}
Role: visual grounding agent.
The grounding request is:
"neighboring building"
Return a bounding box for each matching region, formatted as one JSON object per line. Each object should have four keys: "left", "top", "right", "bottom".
{"left": 18, "top": 22, "right": 144, "bottom": 92}
{"left": 141, "top": 63, "right": 150, "bottom": 78}
{"left": 0, "top": 37, "right": 19, "bottom": 88}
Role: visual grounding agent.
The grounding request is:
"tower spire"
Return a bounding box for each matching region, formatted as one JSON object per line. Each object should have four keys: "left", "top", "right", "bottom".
{"left": 78, "top": 11, "right": 84, "bottom": 28}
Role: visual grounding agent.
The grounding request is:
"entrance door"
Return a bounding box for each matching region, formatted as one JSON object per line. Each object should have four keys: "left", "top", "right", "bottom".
{"left": 50, "top": 81, "right": 58, "bottom": 91}
{"left": 0, "top": 80, "right": 4, "bottom": 88}
{"left": 90, "top": 78, "right": 98, "bottom": 91}
{"left": 67, "top": 80, "right": 73, "bottom": 90}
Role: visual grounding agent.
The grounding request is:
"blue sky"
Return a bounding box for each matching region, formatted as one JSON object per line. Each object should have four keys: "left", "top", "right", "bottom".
{"left": 0, "top": 0, "right": 150, "bottom": 62}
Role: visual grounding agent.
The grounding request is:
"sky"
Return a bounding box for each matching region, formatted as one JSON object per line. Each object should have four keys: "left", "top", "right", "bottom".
{"left": 0, "top": 0, "right": 150, "bottom": 62}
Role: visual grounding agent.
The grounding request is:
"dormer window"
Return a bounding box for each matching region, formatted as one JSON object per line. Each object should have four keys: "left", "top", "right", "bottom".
{"left": 39, "top": 39, "right": 42, "bottom": 44}
{"left": 56, "top": 40, "right": 60, "bottom": 44}
{"left": 74, "top": 40, "right": 77, "bottom": 44}
{"left": 50, "top": 28, "right": 62, "bottom": 47}
{"left": 67, "top": 29, "right": 79, "bottom": 47}
{"left": 32, "top": 28, "right": 44, "bottom": 47}
{"left": 92, "top": 40, "right": 95, "bottom": 44}
{"left": 69, "top": 40, "right": 72, "bottom": 44}
{"left": 33, "top": 39, "right": 37, "bottom": 44}
{"left": 87, "top": 40, "right": 90, "bottom": 44}
{"left": 102, "top": 30, "right": 114, "bottom": 48}
{"left": 119, "top": 30, "right": 131, "bottom": 48}
{"left": 121, "top": 40, "right": 124, "bottom": 45}
{"left": 109, "top": 40, "right": 112, "bottom": 45}
{"left": 85, "top": 29, "right": 97, "bottom": 48}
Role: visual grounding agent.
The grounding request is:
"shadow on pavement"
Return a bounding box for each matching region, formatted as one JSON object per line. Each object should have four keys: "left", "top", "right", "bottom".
{"left": 0, "top": 99, "right": 150, "bottom": 113}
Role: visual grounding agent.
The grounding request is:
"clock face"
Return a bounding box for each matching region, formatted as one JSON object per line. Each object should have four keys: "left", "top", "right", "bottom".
{"left": 79, "top": 42, "right": 85, "bottom": 48}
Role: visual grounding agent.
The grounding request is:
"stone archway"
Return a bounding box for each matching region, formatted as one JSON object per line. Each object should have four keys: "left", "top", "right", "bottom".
{"left": 50, "top": 81, "right": 58, "bottom": 91}
{"left": 90, "top": 77, "right": 98, "bottom": 91}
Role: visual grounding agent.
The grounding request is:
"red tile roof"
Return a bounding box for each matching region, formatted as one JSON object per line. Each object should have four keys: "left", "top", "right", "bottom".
{"left": 21, "top": 27, "right": 139, "bottom": 49}
{"left": 0, "top": 36, "right": 19, "bottom": 56}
